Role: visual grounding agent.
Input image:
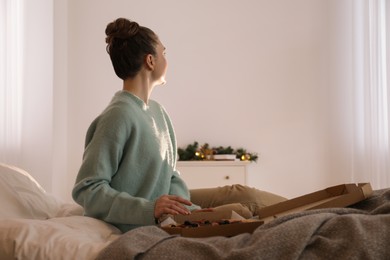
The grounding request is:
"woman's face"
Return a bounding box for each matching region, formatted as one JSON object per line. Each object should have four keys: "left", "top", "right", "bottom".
{"left": 152, "top": 40, "right": 168, "bottom": 86}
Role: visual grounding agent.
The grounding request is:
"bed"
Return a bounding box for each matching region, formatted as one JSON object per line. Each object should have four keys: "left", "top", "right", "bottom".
{"left": 0, "top": 163, "right": 121, "bottom": 260}
{"left": 1, "top": 162, "right": 390, "bottom": 259}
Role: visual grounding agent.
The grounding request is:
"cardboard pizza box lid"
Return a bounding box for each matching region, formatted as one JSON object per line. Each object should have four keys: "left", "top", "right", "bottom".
{"left": 257, "top": 183, "right": 373, "bottom": 223}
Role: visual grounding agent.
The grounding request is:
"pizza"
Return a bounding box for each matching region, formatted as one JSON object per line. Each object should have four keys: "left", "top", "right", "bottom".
{"left": 167, "top": 219, "right": 254, "bottom": 228}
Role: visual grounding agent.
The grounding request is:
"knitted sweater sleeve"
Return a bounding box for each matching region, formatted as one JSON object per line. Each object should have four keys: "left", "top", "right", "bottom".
{"left": 161, "top": 107, "right": 201, "bottom": 211}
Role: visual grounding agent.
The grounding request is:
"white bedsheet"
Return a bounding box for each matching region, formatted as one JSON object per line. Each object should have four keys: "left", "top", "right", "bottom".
{"left": 0, "top": 213, "right": 121, "bottom": 260}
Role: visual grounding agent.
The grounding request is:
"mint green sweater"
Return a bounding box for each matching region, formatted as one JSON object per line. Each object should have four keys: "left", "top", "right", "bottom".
{"left": 72, "top": 91, "right": 199, "bottom": 232}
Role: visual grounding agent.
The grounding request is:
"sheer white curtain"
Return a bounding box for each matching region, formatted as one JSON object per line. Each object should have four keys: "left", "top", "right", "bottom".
{"left": 0, "top": 0, "right": 24, "bottom": 165}
{"left": 1, "top": 0, "right": 55, "bottom": 194}
{"left": 353, "top": 0, "right": 390, "bottom": 189}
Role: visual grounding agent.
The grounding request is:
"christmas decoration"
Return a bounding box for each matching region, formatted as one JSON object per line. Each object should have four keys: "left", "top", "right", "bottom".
{"left": 177, "top": 142, "right": 258, "bottom": 162}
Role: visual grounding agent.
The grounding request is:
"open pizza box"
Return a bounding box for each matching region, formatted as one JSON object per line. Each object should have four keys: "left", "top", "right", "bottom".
{"left": 160, "top": 183, "right": 373, "bottom": 238}
{"left": 160, "top": 208, "right": 263, "bottom": 238}
{"left": 257, "top": 182, "right": 373, "bottom": 223}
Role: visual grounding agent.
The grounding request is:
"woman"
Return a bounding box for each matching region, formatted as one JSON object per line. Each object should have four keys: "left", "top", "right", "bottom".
{"left": 72, "top": 18, "right": 286, "bottom": 233}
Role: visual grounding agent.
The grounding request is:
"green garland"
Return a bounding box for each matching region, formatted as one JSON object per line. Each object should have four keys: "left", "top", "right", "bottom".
{"left": 177, "top": 142, "right": 258, "bottom": 162}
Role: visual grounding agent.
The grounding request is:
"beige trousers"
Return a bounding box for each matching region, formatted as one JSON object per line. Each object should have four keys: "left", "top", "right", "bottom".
{"left": 189, "top": 184, "right": 287, "bottom": 218}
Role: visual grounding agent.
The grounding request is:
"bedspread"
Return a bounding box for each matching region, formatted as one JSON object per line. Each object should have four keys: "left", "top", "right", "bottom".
{"left": 96, "top": 188, "right": 390, "bottom": 260}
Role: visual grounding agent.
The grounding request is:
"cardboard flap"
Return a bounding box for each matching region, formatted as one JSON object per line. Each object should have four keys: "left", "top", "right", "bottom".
{"left": 173, "top": 209, "right": 238, "bottom": 224}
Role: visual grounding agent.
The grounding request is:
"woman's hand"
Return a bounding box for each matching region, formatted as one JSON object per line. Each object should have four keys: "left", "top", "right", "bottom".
{"left": 154, "top": 195, "right": 192, "bottom": 219}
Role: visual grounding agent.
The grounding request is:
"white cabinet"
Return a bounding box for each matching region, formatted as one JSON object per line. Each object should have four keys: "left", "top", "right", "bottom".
{"left": 176, "top": 161, "right": 250, "bottom": 189}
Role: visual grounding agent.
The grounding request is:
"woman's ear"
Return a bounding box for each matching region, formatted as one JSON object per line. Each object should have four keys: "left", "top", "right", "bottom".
{"left": 145, "top": 54, "right": 155, "bottom": 70}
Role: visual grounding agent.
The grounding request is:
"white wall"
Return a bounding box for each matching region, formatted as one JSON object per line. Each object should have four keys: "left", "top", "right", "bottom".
{"left": 51, "top": 0, "right": 357, "bottom": 201}
{"left": 53, "top": 0, "right": 69, "bottom": 202}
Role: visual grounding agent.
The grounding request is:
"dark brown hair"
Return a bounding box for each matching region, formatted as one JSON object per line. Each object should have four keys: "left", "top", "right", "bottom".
{"left": 105, "top": 18, "right": 158, "bottom": 80}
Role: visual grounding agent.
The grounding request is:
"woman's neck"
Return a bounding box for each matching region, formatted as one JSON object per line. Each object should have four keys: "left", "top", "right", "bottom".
{"left": 122, "top": 74, "right": 153, "bottom": 104}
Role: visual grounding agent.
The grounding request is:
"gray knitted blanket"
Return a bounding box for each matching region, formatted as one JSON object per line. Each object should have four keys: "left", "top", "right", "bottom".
{"left": 96, "top": 189, "right": 390, "bottom": 260}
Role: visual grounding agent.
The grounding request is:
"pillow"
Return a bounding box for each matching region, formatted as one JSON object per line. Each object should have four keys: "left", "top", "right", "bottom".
{"left": 0, "top": 163, "right": 61, "bottom": 219}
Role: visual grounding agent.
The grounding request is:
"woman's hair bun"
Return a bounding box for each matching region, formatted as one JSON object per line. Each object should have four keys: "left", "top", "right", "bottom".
{"left": 105, "top": 18, "right": 158, "bottom": 80}
{"left": 105, "top": 18, "right": 139, "bottom": 44}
